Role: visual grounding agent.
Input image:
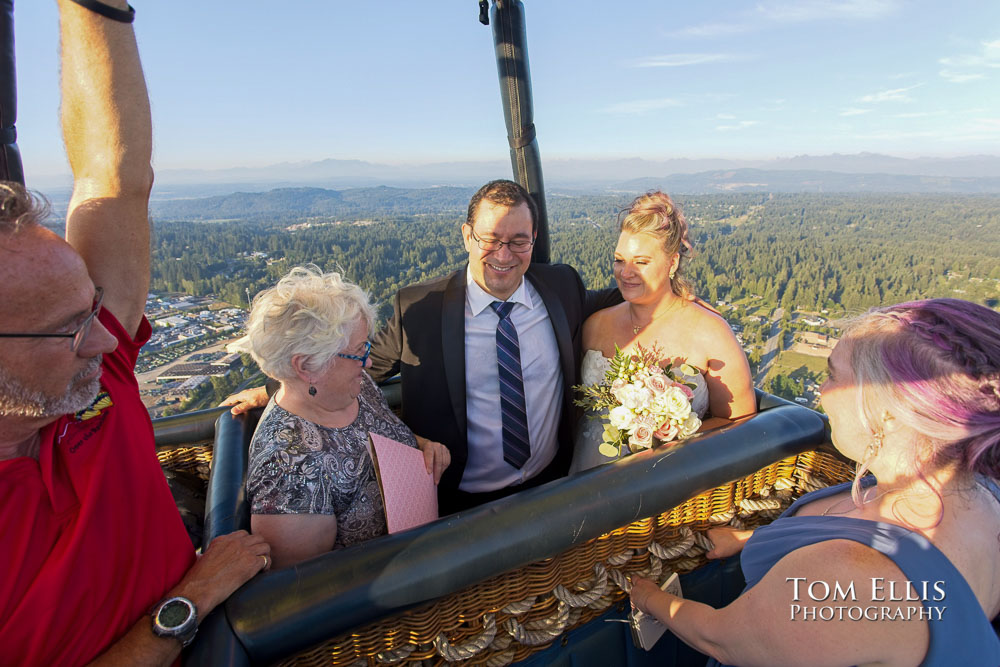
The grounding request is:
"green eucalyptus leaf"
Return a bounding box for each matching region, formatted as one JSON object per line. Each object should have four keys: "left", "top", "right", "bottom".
{"left": 599, "top": 442, "right": 620, "bottom": 458}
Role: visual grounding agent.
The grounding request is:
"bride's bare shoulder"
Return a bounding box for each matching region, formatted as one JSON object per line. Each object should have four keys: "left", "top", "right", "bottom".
{"left": 583, "top": 303, "right": 627, "bottom": 351}
{"left": 685, "top": 299, "right": 732, "bottom": 329}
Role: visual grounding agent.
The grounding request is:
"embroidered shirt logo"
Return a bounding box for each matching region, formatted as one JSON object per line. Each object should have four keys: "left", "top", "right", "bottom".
{"left": 74, "top": 390, "right": 112, "bottom": 421}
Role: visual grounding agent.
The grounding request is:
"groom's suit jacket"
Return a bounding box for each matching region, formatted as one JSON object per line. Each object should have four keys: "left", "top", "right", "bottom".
{"left": 369, "top": 263, "right": 618, "bottom": 502}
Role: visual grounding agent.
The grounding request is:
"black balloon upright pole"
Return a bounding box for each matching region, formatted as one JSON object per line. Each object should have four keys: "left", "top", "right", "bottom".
{"left": 0, "top": 0, "right": 24, "bottom": 185}
{"left": 490, "top": 0, "right": 549, "bottom": 264}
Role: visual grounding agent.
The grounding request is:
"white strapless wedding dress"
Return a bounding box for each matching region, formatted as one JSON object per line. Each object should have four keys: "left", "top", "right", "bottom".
{"left": 569, "top": 349, "right": 710, "bottom": 474}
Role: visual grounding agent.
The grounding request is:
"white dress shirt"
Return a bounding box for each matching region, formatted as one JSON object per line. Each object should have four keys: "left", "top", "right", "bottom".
{"left": 461, "top": 267, "right": 563, "bottom": 492}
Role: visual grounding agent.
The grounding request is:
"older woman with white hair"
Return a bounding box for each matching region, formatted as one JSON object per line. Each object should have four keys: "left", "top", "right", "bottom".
{"left": 229, "top": 266, "right": 449, "bottom": 568}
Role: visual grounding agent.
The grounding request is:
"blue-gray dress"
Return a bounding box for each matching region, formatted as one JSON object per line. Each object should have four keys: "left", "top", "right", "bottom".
{"left": 709, "top": 476, "right": 1000, "bottom": 666}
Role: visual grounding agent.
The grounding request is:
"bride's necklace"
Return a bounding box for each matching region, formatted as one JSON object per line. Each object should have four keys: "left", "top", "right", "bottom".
{"left": 629, "top": 299, "right": 683, "bottom": 335}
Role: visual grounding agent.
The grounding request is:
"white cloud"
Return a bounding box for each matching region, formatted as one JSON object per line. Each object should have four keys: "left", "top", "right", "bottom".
{"left": 716, "top": 120, "right": 760, "bottom": 131}
{"left": 893, "top": 111, "right": 945, "bottom": 119}
{"left": 939, "top": 40, "right": 1000, "bottom": 68}
{"left": 676, "top": 1, "right": 898, "bottom": 43}
{"left": 840, "top": 108, "right": 871, "bottom": 116}
{"left": 857, "top": 84, "right": 922, "bottom": 103}
{"left": 970, "top": 117, "right": 1000, "bottom": 132}
{"left": 678, "top": 22, "right": 751, "bottom": 38}
{"left": 938, "top": 39, "right": 1000, "bottom": 83}
{"left": 939, "top": 70, "right": 985, "bottom": 84}
{"left": 754, "top": 0, "right": 899, "bottom": 23}
{"left": 600, "top": 98, "right": 682, "bottom": 115}
{"left": 631, "top": 53, "right": 739, "bottom": 68}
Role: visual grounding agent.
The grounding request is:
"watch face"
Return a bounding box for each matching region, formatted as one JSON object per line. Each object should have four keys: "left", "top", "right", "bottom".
{"left": 159, "top": 600, "right": 191, "bottom": 628}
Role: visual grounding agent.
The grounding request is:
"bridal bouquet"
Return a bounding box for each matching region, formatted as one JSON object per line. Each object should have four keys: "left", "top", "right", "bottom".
{"left": 574, "top": 344, "right": 702, "bottom": 458}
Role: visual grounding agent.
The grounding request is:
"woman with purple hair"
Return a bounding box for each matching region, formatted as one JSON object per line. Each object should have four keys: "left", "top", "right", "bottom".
{"left": 631, "top": 298, "right": 1000, "bottom": 665}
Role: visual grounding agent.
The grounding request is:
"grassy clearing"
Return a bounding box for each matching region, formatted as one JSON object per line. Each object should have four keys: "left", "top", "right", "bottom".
{"left": 770, "top": 350, "right": 829, "bottom": 376}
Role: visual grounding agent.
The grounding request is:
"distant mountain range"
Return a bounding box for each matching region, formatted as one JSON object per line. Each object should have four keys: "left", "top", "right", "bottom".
{"left": 145, "top": 153, "right": 1000, "bottom": 190}
{"left": 32, "top": 153, "right": 1000, "bottom": 206}
{"left": 616, "top": 169, "right": 1000, "bottom": 194}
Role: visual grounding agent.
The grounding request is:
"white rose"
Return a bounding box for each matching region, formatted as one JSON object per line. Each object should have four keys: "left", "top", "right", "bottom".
{"left": 679, "top": 412, "right": 702, "bottom": 438}
{"left": 609, "top": 405, "right": 635, "bottom": 430}
{"left": 663, "top": 386, "right": 692, "bottom": 421}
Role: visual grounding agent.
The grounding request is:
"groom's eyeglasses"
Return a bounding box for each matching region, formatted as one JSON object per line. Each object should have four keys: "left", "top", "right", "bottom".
{"left": 468, "top": 227, "right": 535, "bottom": 254}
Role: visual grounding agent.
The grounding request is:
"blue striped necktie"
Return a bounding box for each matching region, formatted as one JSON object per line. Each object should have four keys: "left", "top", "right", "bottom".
{"left": 490, "top": 301, "right": 531, "bottom": 469}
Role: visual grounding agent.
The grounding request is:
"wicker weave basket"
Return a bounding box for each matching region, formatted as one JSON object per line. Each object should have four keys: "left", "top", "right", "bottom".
{"left": 156, "top": 441, "right": 214, "bottom": 481}
{"left": 280, "top": 449, "right": 853, "bottom": 667}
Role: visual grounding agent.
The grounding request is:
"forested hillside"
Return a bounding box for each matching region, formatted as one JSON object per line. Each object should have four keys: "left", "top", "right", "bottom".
{"left": 150, "top": 191, "right": 1000, "bottom": 321}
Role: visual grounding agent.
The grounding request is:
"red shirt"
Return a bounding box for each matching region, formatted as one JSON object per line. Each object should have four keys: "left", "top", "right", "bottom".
{"left": 0, "top": 310, "right": 196, "bottom": 666}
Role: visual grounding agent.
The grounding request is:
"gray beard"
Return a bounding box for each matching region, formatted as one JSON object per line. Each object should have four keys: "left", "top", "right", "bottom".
{"left": 0, "top": 357, "right": 103, "bottom": 418}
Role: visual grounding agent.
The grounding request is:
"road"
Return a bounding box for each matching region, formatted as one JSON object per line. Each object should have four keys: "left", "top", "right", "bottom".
{"left": 753, "top": 307, "right": 784, "bottom": 385}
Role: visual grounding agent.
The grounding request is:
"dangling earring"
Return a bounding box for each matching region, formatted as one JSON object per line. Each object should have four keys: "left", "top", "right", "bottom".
{"left": 308, "top": 385, "right": 317, "bottom": 397}
{"left": 863, "top": 429, "right": 884, "bottom": 464}
{"left": 856, "top": 428, "right": 883, "bottom": 483}
{"left": 669, "top": 270, "right": 676, "bottom": 279}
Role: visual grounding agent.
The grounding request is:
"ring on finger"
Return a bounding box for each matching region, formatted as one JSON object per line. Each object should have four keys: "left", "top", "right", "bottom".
{"left": 260, "top": 554, "right": 269, "bottom": 569}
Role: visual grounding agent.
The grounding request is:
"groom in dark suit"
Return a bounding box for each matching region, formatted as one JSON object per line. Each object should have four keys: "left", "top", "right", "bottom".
{"left": 369, "top": 180, "right": 617, "bottom": 514}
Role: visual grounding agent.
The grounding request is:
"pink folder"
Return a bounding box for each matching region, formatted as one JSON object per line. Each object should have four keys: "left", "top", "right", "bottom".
{"left": 370, "top": 433, "right": 438, "bottom": 533}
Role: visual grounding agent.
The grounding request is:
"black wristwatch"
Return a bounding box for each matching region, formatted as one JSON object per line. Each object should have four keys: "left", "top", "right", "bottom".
{"left": 151, "top": 596, "right": 198, "bottom": 647}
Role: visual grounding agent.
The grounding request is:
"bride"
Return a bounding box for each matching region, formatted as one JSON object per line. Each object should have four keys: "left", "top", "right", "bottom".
{"left": 571, "top": 191, "right": 756, "bottom": 473}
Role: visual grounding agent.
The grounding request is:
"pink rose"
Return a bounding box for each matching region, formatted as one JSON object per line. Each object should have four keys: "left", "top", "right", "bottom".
{"left": 671, "top": 382, "right": 694, "bottom": 401}
{"left": 611, "top": 378, "right": 627, "bottom": 391}
{"left": 629, "top": 424, "right": 654, "bottom": 448}
{"left": 654, "top": 422, "right": 680, "bottom": 442}
{"left": 646, "top": 374, "right": 669, "bottom": 395}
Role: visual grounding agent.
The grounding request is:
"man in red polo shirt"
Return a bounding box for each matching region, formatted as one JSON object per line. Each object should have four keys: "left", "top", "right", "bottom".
{"left": 0, "top": 2, "right": 270, "bottom": 664}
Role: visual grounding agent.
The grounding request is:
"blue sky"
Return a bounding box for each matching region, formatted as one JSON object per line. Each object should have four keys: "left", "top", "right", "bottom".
{"left": 12, "top": 1, "right": 1000, "bottom": 178}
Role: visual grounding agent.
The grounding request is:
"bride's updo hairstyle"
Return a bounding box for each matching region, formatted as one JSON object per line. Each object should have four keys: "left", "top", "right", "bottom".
{"left": 619, "top": 191, "right": 695, "bottom": 299}
{"left": 842, "top": 298, "right": 1000, "bottom": 494}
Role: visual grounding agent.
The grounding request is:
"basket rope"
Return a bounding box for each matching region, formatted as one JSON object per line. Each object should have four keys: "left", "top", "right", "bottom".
{"left": 433, "top": 614, "right": 497, "bottom": 661}
{"left": 553, "top": 564, "right": 608, "bottom": 608}
{"left": 375, "top": 643, "right": 415, "bottom": 664}
{"left": 503, "top": 601, "right": 570, "bottom": 646}
{"left": 648, "top": 527, "right": 695, "bottom": 560}
{"left": 501, "top": 596, "right": 536, "bottom": 615}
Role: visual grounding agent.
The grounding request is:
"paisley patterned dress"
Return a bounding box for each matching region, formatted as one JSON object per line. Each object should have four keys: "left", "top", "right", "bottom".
{"left": 246, "top": 372, "right": 418, "bottom": 550}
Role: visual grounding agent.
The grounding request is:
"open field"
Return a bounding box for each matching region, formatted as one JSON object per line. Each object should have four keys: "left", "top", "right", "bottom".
{"left": 768, "top": 350, "right": 829, "bottom": 377}
{"left": 788, "top": 341, "right": 833, "bottom": 357}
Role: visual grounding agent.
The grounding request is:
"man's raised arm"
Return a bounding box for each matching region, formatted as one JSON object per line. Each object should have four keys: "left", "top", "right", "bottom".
{"left": 60, "top": 0, "right": 153, "bottom": 338}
